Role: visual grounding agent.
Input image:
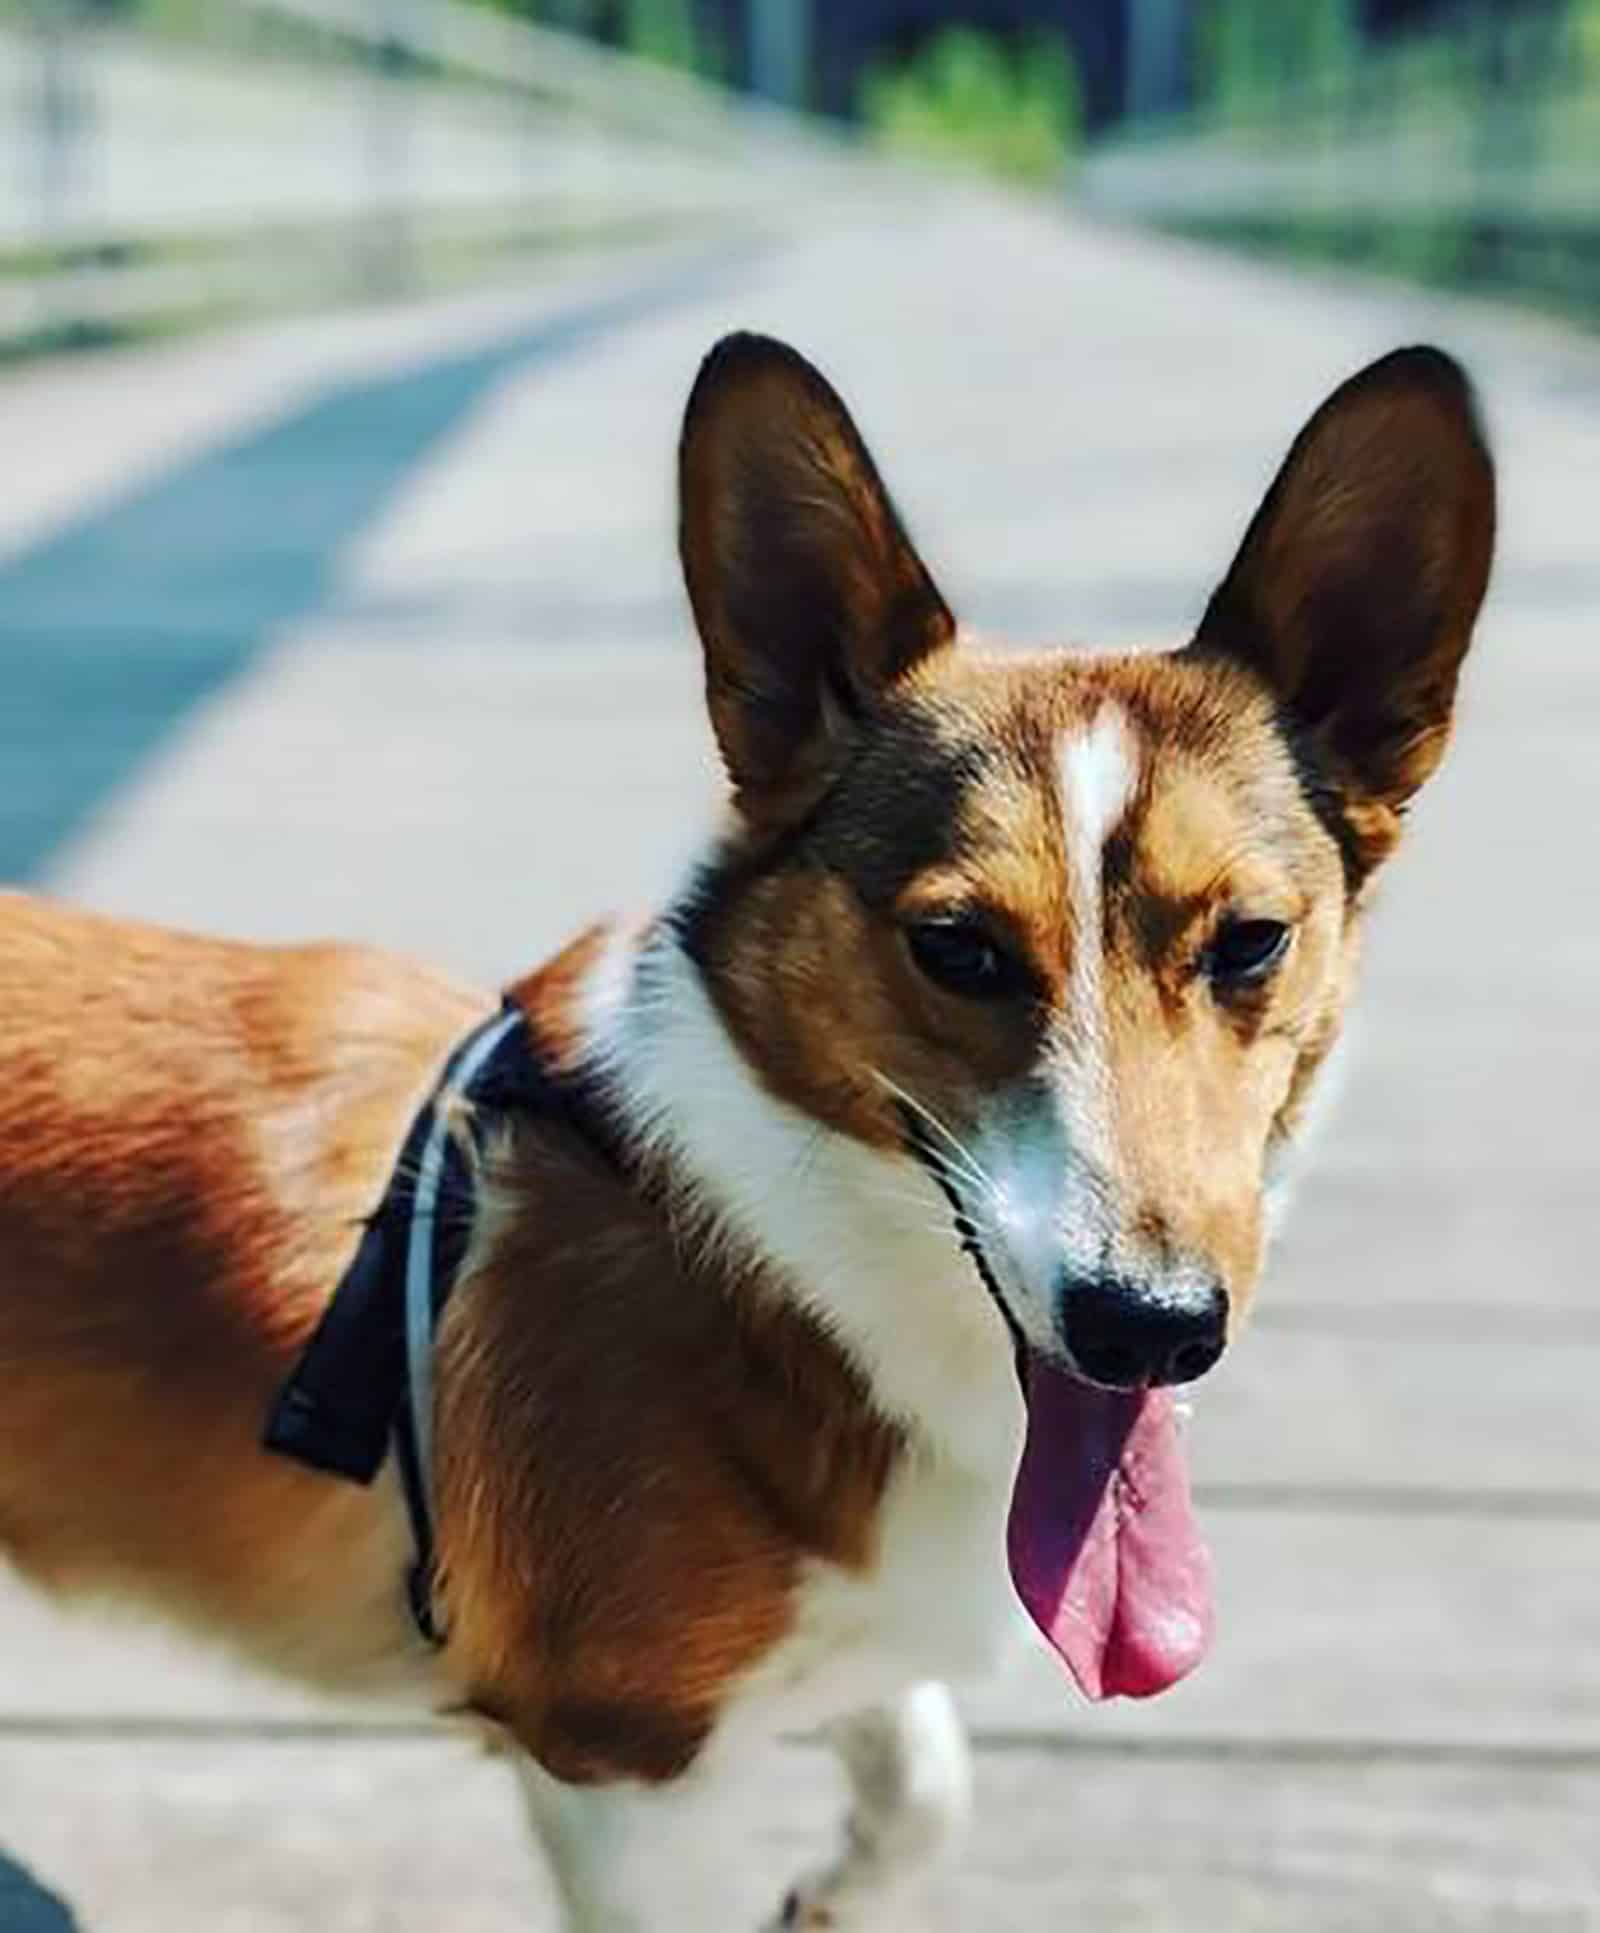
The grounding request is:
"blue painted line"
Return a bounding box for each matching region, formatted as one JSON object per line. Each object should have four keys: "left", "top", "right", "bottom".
{"left": 0, "top": 250, "right": 751, "bottom": 882}
{"left": 0, "top": 1852, "right": 77, "bottom": 1932}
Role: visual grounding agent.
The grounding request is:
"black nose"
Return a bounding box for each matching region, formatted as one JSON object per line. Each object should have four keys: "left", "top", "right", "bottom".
{"left": 1059, "top": 1275, "right": 1229, "bottom": 1390}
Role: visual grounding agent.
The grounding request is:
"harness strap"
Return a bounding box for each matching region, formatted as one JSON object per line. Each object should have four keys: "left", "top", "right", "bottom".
{"left": 264, "top": 995, "right": 623, "bottom": 1647}
{"left": 399, "top": 1006, "right": 521, "bottom": 1631}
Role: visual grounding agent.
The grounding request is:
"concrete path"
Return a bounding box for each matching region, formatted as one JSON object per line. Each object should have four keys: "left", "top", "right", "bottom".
{"left": 2, "top": 188, "right": 1598, "bottom": 1930}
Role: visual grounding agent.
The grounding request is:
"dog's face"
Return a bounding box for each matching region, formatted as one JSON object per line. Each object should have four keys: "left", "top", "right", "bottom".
{"left": 674, "top": 335, "right": 1494, "bottom": 1391}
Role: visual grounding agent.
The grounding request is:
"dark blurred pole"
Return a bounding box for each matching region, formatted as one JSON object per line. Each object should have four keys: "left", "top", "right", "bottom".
{"left": 749, "top": 0, "right": 809, "bottom": 108}
{"left": 27, "top": 0, "right": 88, "bottom": 338}
{"left": 365, "top": 0, "right": 418, "bottom": 298}
{"left": 1125, "top": 0, "right": 1189, "bottom": 119}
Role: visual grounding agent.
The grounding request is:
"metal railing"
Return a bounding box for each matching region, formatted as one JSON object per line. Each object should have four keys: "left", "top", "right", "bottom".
{"left": 0, "top": 0, "right": 843, "bottom": 351}
{"left": 240, "top": 0, "right": 819, "bottom": 150}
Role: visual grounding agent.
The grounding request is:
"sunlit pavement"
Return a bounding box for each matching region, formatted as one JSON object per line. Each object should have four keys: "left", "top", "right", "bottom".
{"left": 2, "top": 190, "right": 1599, "bottom": 1929}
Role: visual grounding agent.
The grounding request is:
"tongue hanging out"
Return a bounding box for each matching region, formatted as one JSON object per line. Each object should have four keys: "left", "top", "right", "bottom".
{"left": 1006, "top": 1359, "right": 1213, "bottom": 1700}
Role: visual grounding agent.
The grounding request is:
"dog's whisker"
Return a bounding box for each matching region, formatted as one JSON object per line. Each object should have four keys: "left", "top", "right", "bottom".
{"left": 868, "top": 1070, "right": 997, "bottom": 1203}
{"left": 853, "top": 1179, "right": 964, "bottom": 1223}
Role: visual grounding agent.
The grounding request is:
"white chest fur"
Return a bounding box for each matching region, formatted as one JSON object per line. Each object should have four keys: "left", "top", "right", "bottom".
{"left": 726, "top": 1444, "right": 1023, "bottom": 1750}
{"left": 584, "top": 922, "right": 1029, "bottom": 1741}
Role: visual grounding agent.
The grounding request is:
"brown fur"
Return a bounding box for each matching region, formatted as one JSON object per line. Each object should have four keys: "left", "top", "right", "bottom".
{"left": 0, "top": 897, "right": 901, "bottom": 1773}
{"left": 676, "top": 337, "right": 1493, "bottom": 1331}
{"left": 0, "top": 892, "right": 483, "bottom": 1687}
{"left": 678, "top": 644, "right": 1360, "bottom": 1320}
{"left": 436, "top": 959, "right": 902, "bottom": 1781}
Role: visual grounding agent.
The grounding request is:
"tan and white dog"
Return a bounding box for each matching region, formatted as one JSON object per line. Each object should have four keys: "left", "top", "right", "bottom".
{"left": 0, "top": 334, "right": 1493, "bottom": 1929}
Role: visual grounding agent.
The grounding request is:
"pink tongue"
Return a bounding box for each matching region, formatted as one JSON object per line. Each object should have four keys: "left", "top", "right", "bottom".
{"left": 1006, "top": 1361, "right": 1214, "bottom": 1700}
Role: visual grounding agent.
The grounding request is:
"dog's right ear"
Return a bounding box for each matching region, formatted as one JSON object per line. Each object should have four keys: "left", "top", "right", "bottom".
{"left": 1191, "top": 345, "right": 1495, "bottom": 882}
{"left": 679, "top": 333, "right": 955, "bottom": 816}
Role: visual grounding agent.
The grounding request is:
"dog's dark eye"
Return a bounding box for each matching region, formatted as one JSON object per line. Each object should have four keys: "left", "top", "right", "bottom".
{"left": 906, "top": 918, "right": 1026, "bottom": 1001}
{"left": 1207, "top": 917, "right": 1292, "bottom": 987}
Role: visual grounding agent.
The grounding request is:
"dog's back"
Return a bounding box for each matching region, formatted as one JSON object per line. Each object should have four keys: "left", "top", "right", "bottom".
{"left": 0, "top": 891, "right": 481, "bottom": 1684}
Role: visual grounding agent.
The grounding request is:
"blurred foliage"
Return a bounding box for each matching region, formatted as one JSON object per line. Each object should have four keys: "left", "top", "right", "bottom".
{"left": 131, "top": 0, "right": 215, "bottom": 32}
{"left": 1108, "top": 0, "right": 1600, "bottom": 323}
{"left": 473, "top": 0, "right": 709, "bottom": 75}
{"left": 859, "top": 28, "right": 1081, "bottom": 186}
{"left": 619, "top": 0, "right": 701, "bottom": 73}
{"left": 1195, "top": 0, "right": 1359, "bottom": 117}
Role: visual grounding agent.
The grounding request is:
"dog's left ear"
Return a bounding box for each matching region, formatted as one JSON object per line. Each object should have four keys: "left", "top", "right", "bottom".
{"left": 679, "top": 332, "right": 955, "bottom": 815}
{"left": 1193, "top": 345, "right": 1495, "bottom": 880}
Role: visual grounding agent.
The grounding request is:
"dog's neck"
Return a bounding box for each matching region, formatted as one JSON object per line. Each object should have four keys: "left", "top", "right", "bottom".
{"left": 578, "top": 911, "right": 1024, "bottom": 1479}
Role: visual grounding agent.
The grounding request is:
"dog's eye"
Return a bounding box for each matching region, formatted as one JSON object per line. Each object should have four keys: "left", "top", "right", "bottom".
{"left": 1207, "top": 917, "right": 1292, "bottom": 987}
{"left": 906, "top": 918, "right": 1026, "bottom": 1001}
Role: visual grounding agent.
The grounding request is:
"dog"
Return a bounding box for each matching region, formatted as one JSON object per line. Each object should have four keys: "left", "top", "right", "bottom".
{"left": 0, "top": 333, "right": 1494, "bottom": 1929}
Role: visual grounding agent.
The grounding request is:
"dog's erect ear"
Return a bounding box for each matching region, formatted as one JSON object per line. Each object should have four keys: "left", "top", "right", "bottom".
{"left": 1192, "top": 345, "right": 1495, "bottom": 880}
{"left": 679, "top": 333, "right": 955, "bottom": 810}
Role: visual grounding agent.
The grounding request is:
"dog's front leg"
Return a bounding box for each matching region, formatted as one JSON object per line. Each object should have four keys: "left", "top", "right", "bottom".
{"left": 769, "top": 1682, "right": 973, "bottom": 1930}
{"left": 515, "top": 1754, "right": 734, "bottom": 1933}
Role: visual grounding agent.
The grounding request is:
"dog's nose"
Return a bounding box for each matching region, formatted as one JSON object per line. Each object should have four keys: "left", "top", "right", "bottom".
{"left": 1059, "top": 1275, "right": 1229, "bottom": 1390}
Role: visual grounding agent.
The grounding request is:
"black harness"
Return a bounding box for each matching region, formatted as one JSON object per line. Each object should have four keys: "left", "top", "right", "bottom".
{"left": 263, "top": 998, "right": 619, "bottom": 1646}
{"left": 264, "top": 1000, "right": 992, "bottom": 1651}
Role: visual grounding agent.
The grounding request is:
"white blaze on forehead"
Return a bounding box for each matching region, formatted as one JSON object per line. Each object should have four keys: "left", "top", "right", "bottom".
{"left": 1045, "top": 703, "right": 1137, "bottom": 1208}
{"left": 1057, "top": 704, "right": 1136, "bottom": 887}
{"left": 1056, "top": 702, "right": 1137, "bottom": 1017}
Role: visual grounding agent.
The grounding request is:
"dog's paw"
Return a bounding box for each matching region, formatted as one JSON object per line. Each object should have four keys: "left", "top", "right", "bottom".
{"left": 763, "top": 1885, "right": 838, "bottom": 1930}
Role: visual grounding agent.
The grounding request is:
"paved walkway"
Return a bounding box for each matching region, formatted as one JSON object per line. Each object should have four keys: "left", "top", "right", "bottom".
{"left": 1, "top": 189, "right": 1598, "bottom": 1930}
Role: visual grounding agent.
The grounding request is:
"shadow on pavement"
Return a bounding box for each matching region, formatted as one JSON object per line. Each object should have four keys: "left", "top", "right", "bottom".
{"left": 0, "top": 251, "right": 741, "bottom": 882}
{"left": 0, "top": 1852, "right": 78, "bottom": 1931}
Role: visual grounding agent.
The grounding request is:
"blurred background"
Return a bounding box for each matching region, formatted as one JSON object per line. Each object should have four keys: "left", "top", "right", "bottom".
{"left": 6, "top": 0, "right": 1600, "bottom": 356}
{"left": 0, "top": 2, "right": 1596, "bottom": 1929}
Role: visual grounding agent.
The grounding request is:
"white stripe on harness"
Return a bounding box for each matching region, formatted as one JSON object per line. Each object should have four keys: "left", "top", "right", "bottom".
{"left": 403, "top": 1008, "right": 522, "bottom": 1542}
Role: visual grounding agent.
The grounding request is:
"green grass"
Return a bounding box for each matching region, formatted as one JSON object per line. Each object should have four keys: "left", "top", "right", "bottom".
{"left": 860, "top": 27, "right": 1081, "bottom": 187}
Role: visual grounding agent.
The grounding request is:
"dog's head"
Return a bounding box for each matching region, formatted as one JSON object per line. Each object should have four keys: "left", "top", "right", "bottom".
{"left": 675, "top": 332, "right": 1492, "bottom": 1380}
{"left": 667, "top": 333, "right": 1493, "bottom": 1695}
